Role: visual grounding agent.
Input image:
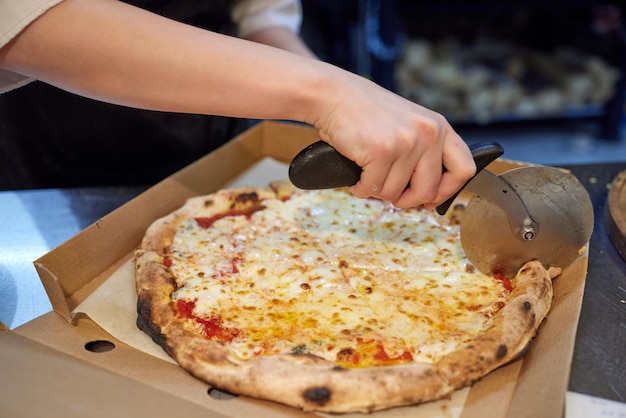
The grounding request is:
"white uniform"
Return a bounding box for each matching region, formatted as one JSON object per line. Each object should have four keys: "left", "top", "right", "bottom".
{"left": 0, "top": 0, "right": 64, "bottom": 92}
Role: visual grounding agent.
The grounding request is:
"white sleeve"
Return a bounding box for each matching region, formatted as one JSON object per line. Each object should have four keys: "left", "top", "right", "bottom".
{"left": 230, "top": 0, "right": 303, "bottom": 38}
{"left": 0, "top": 0, "right": 64, "bottom": 93}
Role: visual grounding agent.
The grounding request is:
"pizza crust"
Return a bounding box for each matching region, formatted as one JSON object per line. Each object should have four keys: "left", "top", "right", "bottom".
{"left": 139, "top": 187, "right": 277, "bottom": 253}
{"left": 135, "top": 185, "right": 559, "bottom": 413}
{"left": 437, "top": 260, "right": 557, "bottom": 389}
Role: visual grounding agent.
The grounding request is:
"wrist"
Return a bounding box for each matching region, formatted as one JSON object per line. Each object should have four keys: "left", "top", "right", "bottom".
{"left": 294, "top": 61, "right": 346, "bottom": 128}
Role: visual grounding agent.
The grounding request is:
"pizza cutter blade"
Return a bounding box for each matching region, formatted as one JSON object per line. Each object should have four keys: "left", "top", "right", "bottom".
{"left": 460, "top": 166, "right": 594, "bottom": 278}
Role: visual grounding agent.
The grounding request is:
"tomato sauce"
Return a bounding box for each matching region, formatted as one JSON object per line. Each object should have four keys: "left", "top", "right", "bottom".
{"left": 194, "top": 205, "right": 265, "bottom": 229}
{"left": 493, "top": 272, "right": 513, "bottom": 292}
{"left": 176, "top": 299, "right": 242, "bottom": 342}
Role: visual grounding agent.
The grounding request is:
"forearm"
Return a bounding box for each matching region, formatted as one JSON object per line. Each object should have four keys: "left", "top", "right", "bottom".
{"left": 0, "top": 0, "right": 328, "bottom": 123}
{"left": 244, "top": 26, "right": 316, "bottom": 58}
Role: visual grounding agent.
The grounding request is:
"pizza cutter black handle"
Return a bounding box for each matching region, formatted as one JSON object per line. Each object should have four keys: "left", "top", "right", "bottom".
{"left": 289, "top": 140, "right": 504, "bottom": 212}
{"left": 289, "top": 141, "right": 362, "bottom": 190}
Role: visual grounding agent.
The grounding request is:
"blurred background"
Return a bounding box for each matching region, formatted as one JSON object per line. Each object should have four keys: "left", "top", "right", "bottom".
{"left": 0, "top": 0, "right": 624, "bottom": 190}
{"left": 300, "top": 0, "right": 626, "bottom": 165}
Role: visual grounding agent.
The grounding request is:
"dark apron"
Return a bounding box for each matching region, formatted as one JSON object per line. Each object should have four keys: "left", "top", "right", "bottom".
{"left": 0, "top": 0, "right": 249, "bottom": 190}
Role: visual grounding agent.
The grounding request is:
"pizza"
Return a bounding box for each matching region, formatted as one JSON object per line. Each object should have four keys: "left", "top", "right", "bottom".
{"left": 135, "top": 180, "right": 560, "bottom": 413}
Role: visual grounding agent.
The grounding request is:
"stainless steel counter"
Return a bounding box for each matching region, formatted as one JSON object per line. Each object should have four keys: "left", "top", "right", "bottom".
{"left": 0, "top": 186, "right": 147, "bottom": 328}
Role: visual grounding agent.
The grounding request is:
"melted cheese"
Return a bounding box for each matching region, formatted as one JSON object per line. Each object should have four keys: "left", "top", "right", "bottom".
{"left": 168, "top": 188, "right": 509, "bottom": 367}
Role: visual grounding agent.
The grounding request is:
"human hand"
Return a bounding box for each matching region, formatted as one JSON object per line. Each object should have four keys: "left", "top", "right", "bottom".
{"left": 310, "top": 71, "right": 475, "bottom": 209}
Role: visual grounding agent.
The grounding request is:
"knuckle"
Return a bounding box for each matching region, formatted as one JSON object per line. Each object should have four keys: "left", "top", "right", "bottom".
{"left": 464, "top": 162, "right": 478, "bottom": 180}
{"left": 457, "top": 158, "right": 477, "bottom": 182}
{"left": 414, "top": 114, "right": 444, "bottom": 142}
{"left": 386, "top": 125, "right": 419, "bottom": 156}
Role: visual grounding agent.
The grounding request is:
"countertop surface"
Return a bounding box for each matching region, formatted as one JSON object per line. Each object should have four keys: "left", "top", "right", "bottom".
{"left": 1, "top": 162, "right": 625, "bottom": 406}
{"left": 564, "top": 163, "right": 626, "bottom": 402}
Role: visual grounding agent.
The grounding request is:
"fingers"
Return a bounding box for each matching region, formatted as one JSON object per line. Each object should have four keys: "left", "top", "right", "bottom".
{"left": 349, "top": 118, "right": 439, "bottom": 202}
{"left": 400, "top": 128, "right": 476, "bottom": 209}
{"left": 349, "top": 150, "right": 392, "bottom": 199}
{"left": 348, "top": 117, "right": 474, "bottom": 210}
{"left": 423, "top": 135, "right": 476, "bottom": 210}
{"left": 351, "top": 143, "right": 439, "bottom": 204}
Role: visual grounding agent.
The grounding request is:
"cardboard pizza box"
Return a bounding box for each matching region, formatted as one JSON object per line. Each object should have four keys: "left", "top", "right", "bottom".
{"left": 0, "top": 331, "right": 226, "bottom": 418}
{"left": 10, "top": 121, "right": 588, "bottom": 418}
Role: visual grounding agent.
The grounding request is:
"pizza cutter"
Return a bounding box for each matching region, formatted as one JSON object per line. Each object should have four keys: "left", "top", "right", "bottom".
{"left": 288, "top": 140, "right": 594, "bottom": 278}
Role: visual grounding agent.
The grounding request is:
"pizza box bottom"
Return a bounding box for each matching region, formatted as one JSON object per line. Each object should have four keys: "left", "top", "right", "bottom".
{"left": 6, "top": 121, "right": 588, "bottom": 418}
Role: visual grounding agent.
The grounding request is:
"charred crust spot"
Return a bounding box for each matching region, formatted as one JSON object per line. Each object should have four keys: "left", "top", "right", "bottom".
{"left": 496, "top": 344, "right": 508, "bottom": 359}
{"left": 136, "top": 310, "right": 167, "bottom": 351}
{"left": 291, "top": 345, "right": 307, "bottom": 354}
{"left": 231, "top": 191, "right": 259, "bottom": 208}
{"left": 337, "top": 348, "right": 355, "bottom": 356}
{"left": 136, "top": 296, "right": 150, "bottom": 317}
{"left": 302, "top": 387, "right": 331, "bottom": 406}
{"left": 523, "top": 301, "right": 532, "bottom": 311}
{"left": 203, "top": 199, "right": 214, "bottom": 208}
